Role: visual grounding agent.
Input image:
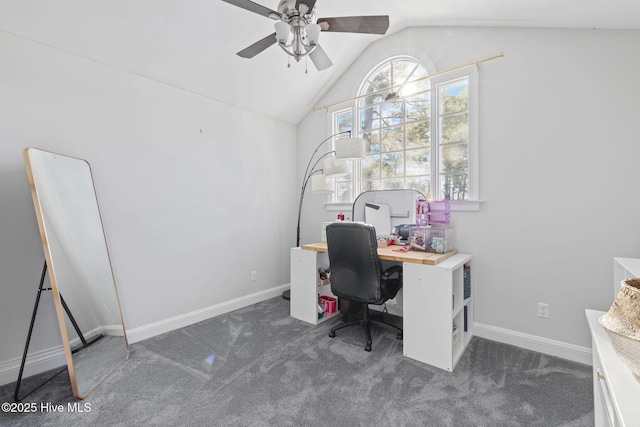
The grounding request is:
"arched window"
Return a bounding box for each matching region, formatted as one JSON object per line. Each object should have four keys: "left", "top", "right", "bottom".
{"left": 359, "top": 56, "right": 431, "bottom": 195}
{"left": 332, "top": 55, "right": 477, "bottom": 203}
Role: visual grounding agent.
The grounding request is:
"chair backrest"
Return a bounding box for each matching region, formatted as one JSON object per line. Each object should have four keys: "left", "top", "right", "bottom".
{"left": 326, "top": 222, "right": 385, "bottom": 304}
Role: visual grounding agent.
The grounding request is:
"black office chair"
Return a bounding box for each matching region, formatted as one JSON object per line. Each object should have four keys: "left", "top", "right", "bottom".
{"left": 325, "top": 222, "right": 403, "bottom": 352}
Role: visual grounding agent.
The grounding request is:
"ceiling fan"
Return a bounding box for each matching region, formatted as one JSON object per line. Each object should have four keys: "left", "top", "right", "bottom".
{"left": 221, "top": 0, "right": 389, "bottom": 71}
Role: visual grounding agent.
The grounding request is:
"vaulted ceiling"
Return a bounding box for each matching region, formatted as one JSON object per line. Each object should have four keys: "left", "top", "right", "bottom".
{"left": 2, "top": 0, "right": 639, "bottom": 124}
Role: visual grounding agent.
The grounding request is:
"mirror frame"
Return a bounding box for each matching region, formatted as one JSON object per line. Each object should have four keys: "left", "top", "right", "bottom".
{"left": 23, "top": 147, "right": 129, "bottom": 399}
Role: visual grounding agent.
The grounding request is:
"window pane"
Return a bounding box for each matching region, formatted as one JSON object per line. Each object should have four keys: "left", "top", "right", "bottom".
{"left": 406, "top": 148, "right": 430, "bottom": 176}
{"left": 381, "top": 101, "right": 404, "bottom": 127}
{"left": 382, "top": 177, "right": 405, "bottom": 190}
{"left": 407, "top": 176, "right": 431, "bottom": 199}
{"left": 440, "top": 173, "right": 468, "bottom": 200}
{"left": 381, "top": 152, "right": 404, "bottom": 178}
{"left": 381, "top": 126, "right": 404, "bottom": 152}
{"left": 440, "top": 143, "right": 468, "bottom": 173}
{"left": 360, "top": 80, "right": 387, "bottom": 107}
{"left": 363, "top": 130, "right": 380, "bottom": 154}
{"left": 406, "top": 121, "right": 430, "bottom": 148}
{"left": 362, "top": 179, "right": 381, "bottom": 191}
{"left": 371, "top": 63, "right": 391, "bottom": 89}
{"left": 406, "top": 95, "right": 430, "bottom": 122}
{"left": 360, "top": 106, "right": 379, "bottom": 131}
{"left": 362, "top": 154, "right": 381, "bottom": 179}
{"left": 440, "top": 112, "right": 468, "bottom": 145}
{"left": 336, "top": 181, "right": 352, "bottom": 202}
{"left": 393, "top": 60, "right": 418, "bottom": 85}
{"left": 404, "top": 67, "right": 430, "bottom": 94}
{"left": 440, "top": 80, "right": 469, "bottom": 114}
{"left": 336, "top": 111, "right": 352, "bottom": 133}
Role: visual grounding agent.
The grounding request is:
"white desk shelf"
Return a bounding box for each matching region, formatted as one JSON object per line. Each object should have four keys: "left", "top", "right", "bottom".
{"left": 290, "top": 247, "right": 339, "bottom": 325}
{"left": 290, "top": 245, "right": 473, "bottom": 371}
{"left": 403, "top": 253, "right": 473, "bottom": 371}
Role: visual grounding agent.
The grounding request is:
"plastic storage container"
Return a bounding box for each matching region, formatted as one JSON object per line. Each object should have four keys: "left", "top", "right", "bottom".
{"left": 407, "top": 226, "right": 455, "bottom": 253}
{"left": 416, "top": 199, "right": 450, "bottom": 227}
{"left": 319, "top": 296, "right": 337, "bottom": 315}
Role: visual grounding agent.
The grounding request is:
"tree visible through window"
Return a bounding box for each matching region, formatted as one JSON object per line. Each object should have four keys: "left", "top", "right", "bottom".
{"left": 332, "top": 56, "right": 474, "bottom": 202}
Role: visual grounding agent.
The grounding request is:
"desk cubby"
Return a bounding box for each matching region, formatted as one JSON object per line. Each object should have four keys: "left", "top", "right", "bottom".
{"left": 402, "top": 254, "right": 473, "bottom": 371}
{"left": 290, "top": 247, "right": 340, "bottom": 325}
{"left": 290, "top": 246, "right": 474, "bottom": 371}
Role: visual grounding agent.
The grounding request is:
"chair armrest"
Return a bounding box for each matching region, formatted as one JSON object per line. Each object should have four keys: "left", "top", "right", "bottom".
{"left": 382, "top": 265, "right": 402, "bottom": 280}
{"left": 381, "top": 265, "right": 403, "bottom": 299}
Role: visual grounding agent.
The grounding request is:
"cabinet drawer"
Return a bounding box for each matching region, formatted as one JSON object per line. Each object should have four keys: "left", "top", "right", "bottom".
{"left": 596, "top": 369, "right": 619, "bottom": 427}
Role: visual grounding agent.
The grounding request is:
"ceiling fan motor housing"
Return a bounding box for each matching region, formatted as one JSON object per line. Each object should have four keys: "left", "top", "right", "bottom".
{"left": 278, "top": 0, "right": 312, "bottom": 16}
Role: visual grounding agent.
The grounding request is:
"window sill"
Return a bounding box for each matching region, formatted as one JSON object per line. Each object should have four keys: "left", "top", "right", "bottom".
{"left": 325, "top": 200, "right": 484, "bottom": 212}
{"left": 325, "top": 203, "right": 353, "bottom": 212}
{"left": 449, "top": 200, "right": 484, "bottom": 212}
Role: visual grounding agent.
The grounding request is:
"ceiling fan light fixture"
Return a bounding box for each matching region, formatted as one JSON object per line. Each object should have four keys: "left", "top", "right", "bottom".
{"left": 275, "top": 21, "right": 291, "bottom": 43}
{"left": 306, "top": 23, "right": 321, "bottom": 45}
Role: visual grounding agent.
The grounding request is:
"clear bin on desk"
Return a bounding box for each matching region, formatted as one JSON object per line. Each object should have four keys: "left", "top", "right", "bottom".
{"left": 407, "top": 226, "right": 455, "bottom": 254}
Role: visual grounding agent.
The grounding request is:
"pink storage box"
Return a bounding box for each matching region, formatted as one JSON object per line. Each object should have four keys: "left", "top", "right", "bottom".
{"left": 319, "top": 296, "right": 337, "bottom": 314}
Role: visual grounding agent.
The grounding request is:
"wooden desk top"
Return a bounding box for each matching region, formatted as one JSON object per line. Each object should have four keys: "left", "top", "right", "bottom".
{"left": 300, "top": 242, "right": 458, "bottom": 265}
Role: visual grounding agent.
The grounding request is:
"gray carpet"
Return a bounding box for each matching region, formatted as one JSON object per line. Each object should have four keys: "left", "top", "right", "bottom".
{"left": 1, "top": 296, "right": 593, "bottom": 426}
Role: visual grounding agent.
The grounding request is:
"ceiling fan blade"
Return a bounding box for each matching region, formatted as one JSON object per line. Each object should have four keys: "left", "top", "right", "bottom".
{"left": 221, "top": 0, "right": 279, "bottom": 18}
{"left": 295, "top": 0, "right": 317, "bottom": 14}
{"left": 317, "top": 16, "right": 390, "bottom": 34}
{"left": 309, "top": 45, "right": 333, "bottom": 71}
{"left": 237, "top": 33, "right": 277, "bottom": 58}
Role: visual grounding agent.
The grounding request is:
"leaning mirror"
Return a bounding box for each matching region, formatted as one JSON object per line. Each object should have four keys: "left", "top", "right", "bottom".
{"left": 23, "top": 147, "right": 129, "bottom": 399}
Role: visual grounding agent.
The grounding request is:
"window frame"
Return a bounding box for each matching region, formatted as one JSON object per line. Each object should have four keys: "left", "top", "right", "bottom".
{"left": 327, "top": 58, "right": 481, "bottom": 212}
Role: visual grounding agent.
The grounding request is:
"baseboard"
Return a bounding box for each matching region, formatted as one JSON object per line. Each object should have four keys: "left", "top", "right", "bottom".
{"left": 0, "top": 284, "right": 290, "bottom": 387}
{"left": 125, "top": 284, "right": 290, "bottom": 344}
{"left": 474, "top": 322, "right": 592, "bottom": 366}
{"left": 0, "top": 346, "right": 67, "bottom": 389}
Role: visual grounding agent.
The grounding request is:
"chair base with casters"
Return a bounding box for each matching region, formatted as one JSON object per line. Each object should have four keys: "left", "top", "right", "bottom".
{"left": 329, "top": 303, "right": 403, "bottom": 352}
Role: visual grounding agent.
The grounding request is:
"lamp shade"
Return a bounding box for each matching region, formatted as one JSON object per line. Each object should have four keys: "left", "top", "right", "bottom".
{"left": 306, "top": 23, "right": 321, "bottom": 45}
{"left": 275, "top": 21, "right": 290, "bottom": 43}
{"left": 310, "top": 174, "right": 334, "bottom": 194}
{"left": 335, "top": 137, "right": 366, "bottom": 160}
{"left": 323, "top": 157, "right": 350, "bottom": 178}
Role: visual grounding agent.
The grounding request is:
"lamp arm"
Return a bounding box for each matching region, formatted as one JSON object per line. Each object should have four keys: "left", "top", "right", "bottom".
{"left": 305, "top": 150, "right": 334, "bottom": 184}
{"left": 301, "top": 130, "right": 350, "bottom": 191}
{"left": 296, "top": 130, "right": 351, "bottom": 247}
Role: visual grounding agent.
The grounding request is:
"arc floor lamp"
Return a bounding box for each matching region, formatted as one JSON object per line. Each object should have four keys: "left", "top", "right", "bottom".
{"left": 284, "top": 130, "right": 366, "bottom": 300}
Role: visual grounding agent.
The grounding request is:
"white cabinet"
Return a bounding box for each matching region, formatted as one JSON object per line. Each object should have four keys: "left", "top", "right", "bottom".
{"left": 403, "top": 254, "right": 473, "bottom": 371}
{"left": 586, "top": 309, "right": 640, "bottom": 427}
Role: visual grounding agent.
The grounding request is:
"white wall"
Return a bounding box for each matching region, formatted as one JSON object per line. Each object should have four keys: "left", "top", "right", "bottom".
{"left": 298, "top": 26, "right": 640, "bottom": 358}
{"left": 0, "top": 30, "right": 296, "bottom": 384}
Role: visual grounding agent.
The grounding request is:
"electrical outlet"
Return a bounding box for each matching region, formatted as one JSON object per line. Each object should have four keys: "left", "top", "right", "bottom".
{"left": 538, "top": 302, "right": 549, "bottom": 318}
{"left": 251, "top": 271, "right": 257, "bottom": 281}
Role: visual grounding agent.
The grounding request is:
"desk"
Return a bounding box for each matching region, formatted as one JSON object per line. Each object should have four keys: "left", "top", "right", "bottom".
{"left": 290, "top": 244, "right": 473, "bottom": 371}
{"left": 300, "top": 242, "right": 459, "bottom": 265}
